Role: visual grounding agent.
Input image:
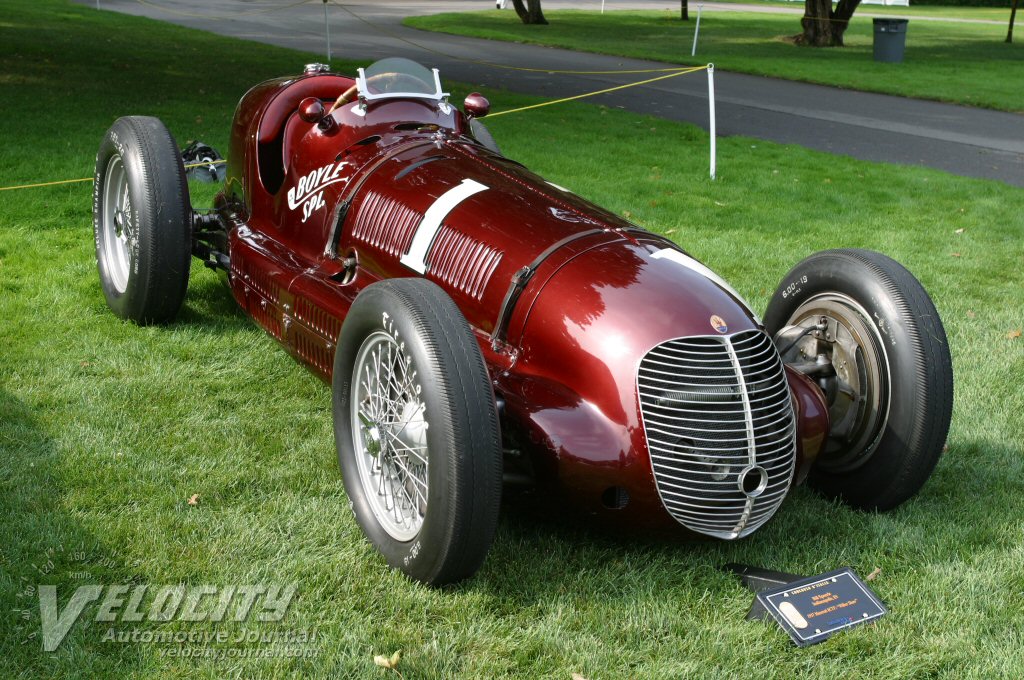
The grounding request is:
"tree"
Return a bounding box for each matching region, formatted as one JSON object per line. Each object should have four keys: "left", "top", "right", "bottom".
{"left": 511, "top": 0, "right": 547, "bottom": 25}
{"left": 681, "top": 0, "right": 689, "bottom": 21}
{"left": 797, "top": 0, "right": 862, "bottom": 47}
{"left": 1008, "top": 0, "right": 1019, "bottom": 43}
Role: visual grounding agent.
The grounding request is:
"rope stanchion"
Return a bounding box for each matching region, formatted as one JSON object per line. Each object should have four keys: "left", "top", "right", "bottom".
{"left": 323, "top": 0, "right": 332, "bottom": 61}
{"left": 692, "top": 3, "right": 704, "bottom": 57}
{"left": 707, "top": 64, "right": 716, "bottom": 181}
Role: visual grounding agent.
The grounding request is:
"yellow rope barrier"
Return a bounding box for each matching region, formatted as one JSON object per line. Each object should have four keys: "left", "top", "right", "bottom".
{"left": 4, "top": 0, "right": 712, "bottom": 194}
{"left": 329, "top": 2, "right": 705, "bottom": 76}
{"left": 0, "top": 177, "right": 93, "bottom": 192}
{"left": 128, "top": 0, "right": 708, "bottom": 74}
{"left": 486, "top": 65, "right": 708, "bottom": 118}
{"left": 0, "top": 160, "right": 227, "bottom": 193}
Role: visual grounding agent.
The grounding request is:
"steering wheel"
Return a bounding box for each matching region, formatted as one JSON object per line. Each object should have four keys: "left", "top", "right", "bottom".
{"left": 330, "top": 72, "right": 432, "bottom": 113}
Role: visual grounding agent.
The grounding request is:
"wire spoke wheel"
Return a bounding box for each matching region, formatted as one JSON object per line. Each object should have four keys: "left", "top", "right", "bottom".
{"left": 99, "top": 155, "right": 134, "bottom": 294}
{"left": 92, "top": 116, "right": 191, "bottom": 324}
{"left": 352, "top": 331, "right": 429, "bottom": 541}
{"left": 334, "top": 279, "right": 502, "bottom": 585}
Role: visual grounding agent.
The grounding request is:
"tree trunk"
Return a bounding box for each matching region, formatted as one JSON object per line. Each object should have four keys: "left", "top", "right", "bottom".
{"left": 1008, "top": 0, "right": 1019, "bottom": 43}
{"left": 798, "top": 0, "right": 861, "bottom": 47}
{"left": 681, "top": 0, "right": 689, "bottom": 21}
{"left": 511, "top": 0, "right": 548, "bottom": 25}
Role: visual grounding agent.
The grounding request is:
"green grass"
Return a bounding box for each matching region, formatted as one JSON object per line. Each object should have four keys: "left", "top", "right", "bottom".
{"left": 405, "top": 9, "right": 1024, "bottom": 111}
{"left": 709, "top": 0, "right": 1013, "bottom": 21}
{"left": 2, "top": 1, "right": 1024, "bottom": 678}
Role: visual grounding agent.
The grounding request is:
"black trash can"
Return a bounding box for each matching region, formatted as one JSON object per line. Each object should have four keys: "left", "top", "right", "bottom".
{"left": 873, "top": 18, "right": 908, "bottom": 63}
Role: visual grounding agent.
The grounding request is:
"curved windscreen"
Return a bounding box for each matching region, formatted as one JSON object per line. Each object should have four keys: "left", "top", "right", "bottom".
{"left": 356, "top": 58, "right": 447, "bottom": 102}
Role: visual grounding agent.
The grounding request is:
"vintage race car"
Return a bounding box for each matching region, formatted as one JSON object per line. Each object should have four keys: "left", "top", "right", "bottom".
{"left": 92, "top": 58, "right": 953, "bottom": 585}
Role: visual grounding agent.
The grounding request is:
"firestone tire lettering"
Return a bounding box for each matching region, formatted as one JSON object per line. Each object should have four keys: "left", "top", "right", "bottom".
{"left": 332, "top": 279, "right": 502, "bottom": 585}
{"left": 92, "top": 116, "right": 191, "bottom": 324}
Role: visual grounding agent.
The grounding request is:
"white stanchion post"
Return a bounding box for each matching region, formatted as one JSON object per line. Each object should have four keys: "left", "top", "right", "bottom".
{"left": 601, "top": 0, "right": 606, "bottom": 14}
{"left": 691, "top": 3, "right": 703, "bottom": 57}
{"left": 707, "top": 63, "right": 716, "bottom": 180}
{"left": 323, "top": 0, "right": 332, "bottom": 62}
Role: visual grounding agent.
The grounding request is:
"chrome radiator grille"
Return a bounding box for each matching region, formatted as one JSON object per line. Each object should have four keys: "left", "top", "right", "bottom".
{"left": 637, "top": 329, "right": 796, "bottom": 539}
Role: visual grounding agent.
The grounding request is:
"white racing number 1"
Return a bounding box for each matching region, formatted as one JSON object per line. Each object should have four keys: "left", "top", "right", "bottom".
{"left": 400, "top": 179, "right": 488, "bottom": 274}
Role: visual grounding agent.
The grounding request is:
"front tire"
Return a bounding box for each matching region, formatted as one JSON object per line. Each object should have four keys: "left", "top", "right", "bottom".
{"left": 93, "top": 116, "right": 191, "bottom": 324}
{"left": 333, "top": 279, "right": 502, "bottom": 585}
{"left": 764, "top": 249, "right": 953, "bottom": 510}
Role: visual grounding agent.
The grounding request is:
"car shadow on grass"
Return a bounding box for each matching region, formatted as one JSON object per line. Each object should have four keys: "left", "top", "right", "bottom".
{"left": 0, "top": 389, "right": 159, "bottom": 678}
{"left": 473, "top": 447, "right": 1017, "bottom": 609}
{"left": 172, "top": 268, "right": 250, "bottom": 330}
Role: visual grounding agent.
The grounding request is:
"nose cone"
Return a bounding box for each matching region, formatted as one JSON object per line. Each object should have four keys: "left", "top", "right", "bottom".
{"left": 519, "top": 240, "right": 761, "bottom": 389}
{"left": 505, "top": 238, "right": 770, "bottom": 530}
{"left": 512, "top": 239, "right": 795, "bottom": 538}
{"left": 513, "top": 237, "right": 762, "bottom": 457}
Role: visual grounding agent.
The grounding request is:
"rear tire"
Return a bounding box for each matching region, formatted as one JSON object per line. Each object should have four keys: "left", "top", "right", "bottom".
{"left": 764, "top": 249, "right": 953, "bottom": 510}
{"left": 93, "top": 116, "right": 191, "bottom": 324}
{"left": 333, "top": 279, "right": 502, "bottom": 585}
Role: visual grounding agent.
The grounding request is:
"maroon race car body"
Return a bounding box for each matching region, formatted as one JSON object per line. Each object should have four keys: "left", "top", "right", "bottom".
{"left": 92, "top": 60, "right": 952, "bottom": 585}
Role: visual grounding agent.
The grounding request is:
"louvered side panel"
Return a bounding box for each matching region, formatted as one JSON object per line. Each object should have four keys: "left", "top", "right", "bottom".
{"left": 350, "top": 191, "right": 423, "bottom": 258}
{"left": 425, "top": 224, "right": 502, "bottom": 301}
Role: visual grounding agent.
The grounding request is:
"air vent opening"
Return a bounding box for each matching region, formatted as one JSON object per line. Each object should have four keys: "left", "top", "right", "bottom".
{"left": 394, "top": 122, "right": 439, "bottom": 131}
{"left": 601, "top": 486, "right": 630, "bottom": 510}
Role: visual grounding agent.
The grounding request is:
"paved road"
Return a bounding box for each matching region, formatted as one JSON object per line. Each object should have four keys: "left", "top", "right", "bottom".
{"left": 89, "top": 0, "right": 1024, "bottom": 186}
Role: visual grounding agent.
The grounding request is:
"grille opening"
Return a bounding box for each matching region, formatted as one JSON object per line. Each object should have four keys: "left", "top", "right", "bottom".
{"left": 601, "top": 486, "right": 630, "bottom": 510}
{"left": 637, "top": 329, "right": 796, "bottom": 538}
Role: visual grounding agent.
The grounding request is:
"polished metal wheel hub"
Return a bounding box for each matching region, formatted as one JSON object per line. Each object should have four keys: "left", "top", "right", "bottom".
{"left": 351, "top": 330, "right": 429, "bottom": 541}
{"left": 782, "top": 293, "right": 891, "bottom": 472}
{"left": 100, "top": 155, "right": 135, "bottom": 293}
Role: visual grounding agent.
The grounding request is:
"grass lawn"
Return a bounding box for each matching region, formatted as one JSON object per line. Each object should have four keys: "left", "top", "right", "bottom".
{"left": 710, "top": 0, "right": 1014, "bottom": 21}
{"left": 2, "top": 1, "right": 1024, "bottom": 678}
{"left": 405, "top": 9, "right": 1024, "bottom": 111}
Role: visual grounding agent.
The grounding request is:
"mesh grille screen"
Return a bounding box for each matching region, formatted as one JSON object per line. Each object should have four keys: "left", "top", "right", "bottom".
{"left": 637, "top": 329, "right": 796, "bottom": 539}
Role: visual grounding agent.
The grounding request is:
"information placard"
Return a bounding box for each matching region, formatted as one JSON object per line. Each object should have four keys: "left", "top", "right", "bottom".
{"left": 756, "top": 567, "right": 887, "bottom": 647}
